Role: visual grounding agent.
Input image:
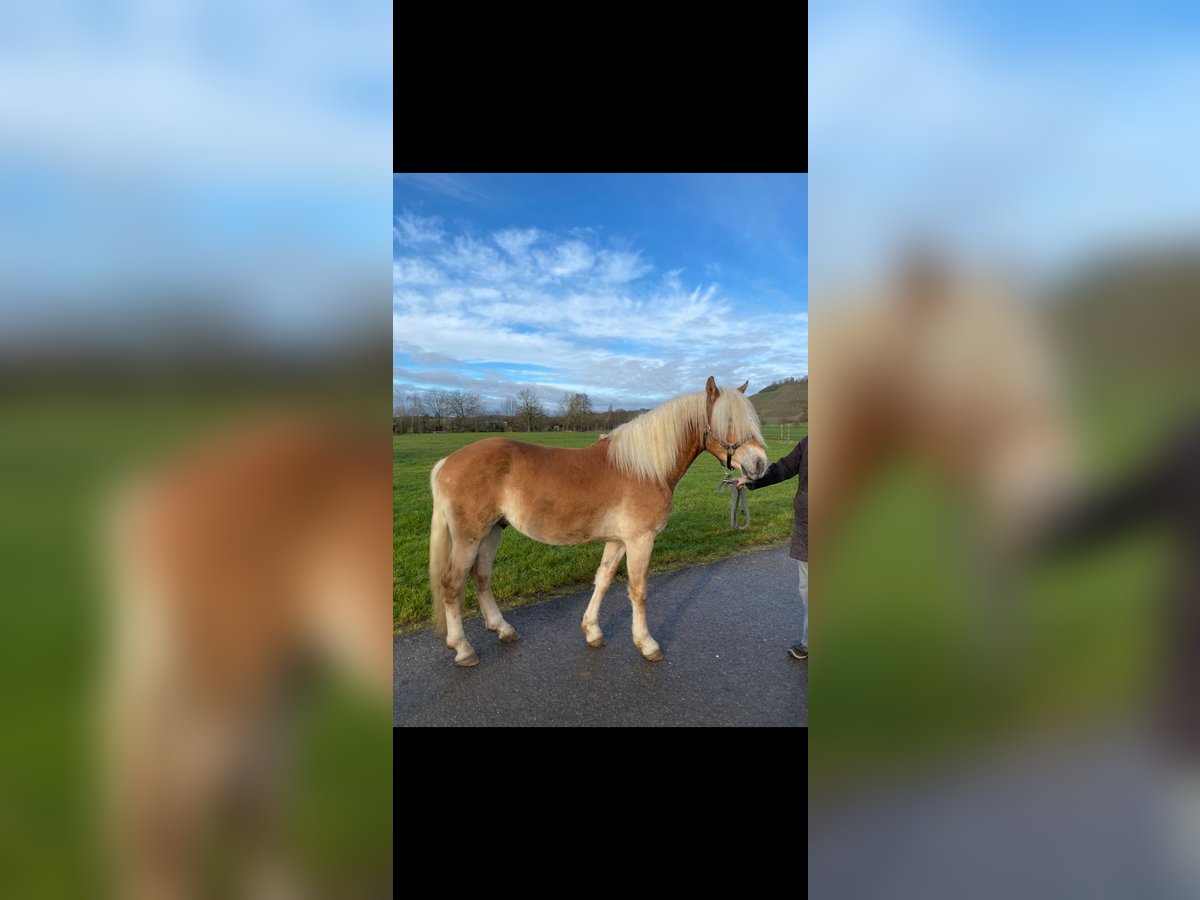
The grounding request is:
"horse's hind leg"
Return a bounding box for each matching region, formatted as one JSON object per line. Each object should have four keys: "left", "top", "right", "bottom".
{"left": 624, "top": 534, "right": 662, "bottom": 661}
{"left": 443, "top": 537, "right": 483, "bottom": 667}
{"left": 581, "top": 540, "right": 625, "bottom": 648}
{"left": 472, "top": 524, "right": 518, "bottom": 643}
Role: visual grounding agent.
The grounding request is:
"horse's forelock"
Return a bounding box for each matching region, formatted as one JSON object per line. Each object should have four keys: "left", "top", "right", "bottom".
{"left": 711, "top": 388, "right": 764, "bottom": 445}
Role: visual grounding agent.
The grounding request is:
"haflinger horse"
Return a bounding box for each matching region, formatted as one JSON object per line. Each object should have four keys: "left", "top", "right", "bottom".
{"left": 428, "top": 376, "right": 769, "bottom": 666}
{"left": 809, "top": 255, "right": 1084, "bottom": 660}
{"left": 810, "top": 254, "right": 1083, "bottom": 564}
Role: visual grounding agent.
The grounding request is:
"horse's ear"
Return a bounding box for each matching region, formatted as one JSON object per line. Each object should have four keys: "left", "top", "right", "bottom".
{"left": 705, "top": 376, "right": 719, "bottom": 400}
{"left": 736, "top": 381, "right": 749, "bottom": 394}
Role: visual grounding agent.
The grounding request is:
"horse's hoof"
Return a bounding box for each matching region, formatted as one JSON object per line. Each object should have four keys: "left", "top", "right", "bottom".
{"left": 643, "top": 647, "right": 663, "bottom": 662}
{"left": 455, "top": 651, "right": 479, "bottom": 667}
{"left": 499, "top": 626, "right": 520, "bottom": 643}
{"left": 587, "top": 635, "right": 607, "bottom": 648}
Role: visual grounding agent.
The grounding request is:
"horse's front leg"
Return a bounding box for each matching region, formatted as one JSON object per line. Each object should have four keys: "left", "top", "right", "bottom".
{"left": 581, "top": 540, "right": 625, "bottom": 647}
{"left": 623, "top": 534, "right": 662, "bottom": 661}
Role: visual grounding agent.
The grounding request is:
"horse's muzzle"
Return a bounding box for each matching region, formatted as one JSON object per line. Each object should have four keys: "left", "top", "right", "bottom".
{"left": 741, "top": 458, "right": 767, "bottom": 480}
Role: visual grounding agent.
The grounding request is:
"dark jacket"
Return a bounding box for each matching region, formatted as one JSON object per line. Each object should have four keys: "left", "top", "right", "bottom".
{"left": 1041, "top": 418, "right": 1200, "bottom": 759}
{"left": 747, "top": 436, "right": 807, "bottom": 562}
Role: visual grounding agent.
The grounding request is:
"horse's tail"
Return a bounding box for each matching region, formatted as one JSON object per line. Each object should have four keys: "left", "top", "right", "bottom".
{"left": 429, "top": 458, "right": 451, "bottom": 636}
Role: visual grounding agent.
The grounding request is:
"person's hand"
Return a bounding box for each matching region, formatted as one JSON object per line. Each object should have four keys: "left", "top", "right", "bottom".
{"left": 734, "top": 477, "right": 749, "bottom": 489}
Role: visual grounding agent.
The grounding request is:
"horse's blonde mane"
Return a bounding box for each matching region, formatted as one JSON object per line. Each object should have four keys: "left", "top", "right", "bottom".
{"left": 605, "top": 388, "right": 764, "bottom": 484}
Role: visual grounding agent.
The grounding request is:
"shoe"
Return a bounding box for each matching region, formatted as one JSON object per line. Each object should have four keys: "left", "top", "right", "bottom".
{"left": 788, "top": 645, "right": 808, "bottom": 660}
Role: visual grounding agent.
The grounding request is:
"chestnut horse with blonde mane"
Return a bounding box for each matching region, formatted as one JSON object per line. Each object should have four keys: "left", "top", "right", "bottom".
{"left": 810, "top": 257, "right": 1082, "bottom": 561}
{"left": 429, "top": 376, "right": 769, "bottom": 666}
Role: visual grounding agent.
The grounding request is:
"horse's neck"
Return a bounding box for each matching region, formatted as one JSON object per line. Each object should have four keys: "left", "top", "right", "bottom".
{"left": 663, "top": 424, "right": 707, "bottom": 490}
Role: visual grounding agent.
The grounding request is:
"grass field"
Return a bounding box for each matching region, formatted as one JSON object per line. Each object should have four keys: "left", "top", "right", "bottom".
{"left": 811, "top": 375, "right": 1197, "bottom": 785}
{"left": 0, "top": 394, "right": 391, "bottom": 897}
{"left": 393, "top": 429, "right": 807, "bottom": 632}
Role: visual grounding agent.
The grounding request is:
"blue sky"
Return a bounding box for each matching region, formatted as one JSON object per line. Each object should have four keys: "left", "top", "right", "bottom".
{"left": 809, "top": 1, "right": 1200, "bottom": 290}
{"left": 393, "top": 174, "right": 807, "bottom": 411}
{"left": 0, "top": 1, "right": 390, "bottom": 352}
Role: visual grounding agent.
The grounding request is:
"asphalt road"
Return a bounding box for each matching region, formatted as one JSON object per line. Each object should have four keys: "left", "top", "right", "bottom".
{"left": 393, "top": 545, "right": 807, "bottom": 727}
{"left": 810, "top": 724, "right": 1183, "bottom": 899}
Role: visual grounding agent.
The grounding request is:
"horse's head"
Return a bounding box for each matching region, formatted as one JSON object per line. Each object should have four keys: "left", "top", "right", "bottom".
{"left": 702, "top": 376, "right": 769, "bottom": 479}
{"left": 899, "top": 264, "right": 1082, "bottom": 555}
{"left": 816, "top": 255, "right": 1083, "bottom": 559}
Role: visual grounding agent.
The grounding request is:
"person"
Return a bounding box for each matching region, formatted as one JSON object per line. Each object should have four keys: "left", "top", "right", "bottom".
{"left": 1033, "top": 415, "right": 1200, "bottom": 894}
{"left": 736, "top": 435, "right": 808, "bottom": 659}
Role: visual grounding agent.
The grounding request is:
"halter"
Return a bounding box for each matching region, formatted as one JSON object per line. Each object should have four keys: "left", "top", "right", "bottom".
{"left": 702, "top": 425, "right": 743, "bottom": 472}
{"left": 704, "top": 409, "right": 753, "bottom": 530}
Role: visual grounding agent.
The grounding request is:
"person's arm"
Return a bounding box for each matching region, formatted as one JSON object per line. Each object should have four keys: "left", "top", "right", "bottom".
{"left": 1037, "top": 449, "right": 1172, "bottom": 556}
{"left": 739, "top": 438, "right": 805, "bottom": 491}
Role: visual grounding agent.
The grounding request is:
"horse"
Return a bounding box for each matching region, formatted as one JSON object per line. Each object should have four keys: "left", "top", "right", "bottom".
{"left": 428, "top": 376, "right": 769, "bottom": 666}
{"left": 810, "top": 255, "right": 1083, "bottom": 564}
{"left": 808, "top": 255, "right": 1086, "bottom": 670}
{"left": 102, "top": 415, "right": 391, "bottom": 899}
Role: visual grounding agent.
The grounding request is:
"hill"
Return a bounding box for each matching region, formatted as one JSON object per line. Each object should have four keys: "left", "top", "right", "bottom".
{"left": 1052, "top": 245, "right": 1200, "bottom": 377}
{"left": 749, "top": 378, "right": 807, "bottom": 424}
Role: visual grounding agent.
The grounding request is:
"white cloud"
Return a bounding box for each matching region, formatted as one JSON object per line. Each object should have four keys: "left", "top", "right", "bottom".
{"left": 393, "top": 211, "right": 444, "bottom": 246}
{"left": 534, "top": 240, "right": 595, "bottom": 279}
{"left": 436, "top": 235, "right": 515, "bottom": 282}
{"left": 809, "top": 4, "right": 1200, "bottom": 286}
{"left": 393, "top": 258, "right": 443, "bottom": 286}
{"left": 393, "top": 174, "right": 490, "bottom": 206}
{"left": 393, "top": 223, "right": 807, "bottom": 407}
{"left": 597, "top": 248, "right": 652, "bottom": 283}
{"left": 494, "top": 227, "right": 541, "bottom": 258}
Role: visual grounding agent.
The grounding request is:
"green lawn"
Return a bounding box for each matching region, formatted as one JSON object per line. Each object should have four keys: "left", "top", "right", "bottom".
{"left": 0, "top": 393, "right": 391, "bottom": 898}
{"left": 394, "top": 429, "right": 806, "bottom": 632}
{"left": 810, "top": 375, "right": 1197, "bottom": 787}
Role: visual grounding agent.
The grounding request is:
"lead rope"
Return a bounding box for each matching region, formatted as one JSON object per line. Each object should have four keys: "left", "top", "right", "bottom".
{"left": 717, "top": 473, "right": 750, "bottom": 530}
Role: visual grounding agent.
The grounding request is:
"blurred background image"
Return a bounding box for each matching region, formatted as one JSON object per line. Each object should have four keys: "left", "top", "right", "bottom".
{"left": 809, "top": 2, "right": 1200, "bottom": 897}
{"left": 0, "top": 2, "right": 392, "bottom": 897}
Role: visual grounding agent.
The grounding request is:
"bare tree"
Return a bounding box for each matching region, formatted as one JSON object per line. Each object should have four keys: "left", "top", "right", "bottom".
{"left": 557, "top": 392, "right": 571, "bottom": 429}
{"left": 464, "top": 391, "right": 485, "bottom": 431}
{"left": 573, "top": 393, "right": 593, "bottom": 431}
{"left": 426, "top": 389, "right": 452, "bottom": 430}
{"left": 560, "top": 392, "right": 593, "bottom": 431}
{"left": 515, "top": 388, "right": 545, "bottom": 432}
{"left": 406, "top": 391, "right": 426, "bottom": 433}
{"left": 447, "top": 389, "right": 486, "bottom": 431}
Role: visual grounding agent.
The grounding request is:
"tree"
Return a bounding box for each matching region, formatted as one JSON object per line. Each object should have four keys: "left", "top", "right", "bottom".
{"left": 406, "top": 392, "right": 426, "bottom": 433}
{"left": 447, "top": 389, "right": 486, "bottom": 431}
{"left": 557, "top": 392, "right": 572, "bottom": 429}
{"left": 426, "top": 389, "right": 452, "bottom": 430}
{"left": 515, "top": 388, "right": 545, "bottom": 432}
{"left": 560, "top": 392, "right": 593, "bottom": 431}
{"left": 572, "top": 393, "right": 593, "bottom": 430}
{"left": 465, "top": 391, "right": 485, "bottom": 430}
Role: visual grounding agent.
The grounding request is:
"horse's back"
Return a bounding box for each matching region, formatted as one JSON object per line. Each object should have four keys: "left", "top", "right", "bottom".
{"left": 435, "top": 436, "right": 636, "bottom": 544}
{"left": 438, "top": 437, "right": 601, "bottom": 483}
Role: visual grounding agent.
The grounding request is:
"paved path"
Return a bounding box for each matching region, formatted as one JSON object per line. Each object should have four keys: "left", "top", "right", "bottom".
{"left": 394, "top": 545, "right": 807, "bottom": 727}
{"left": 810, "top": 724, "right": 1182, "bottom": 899}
